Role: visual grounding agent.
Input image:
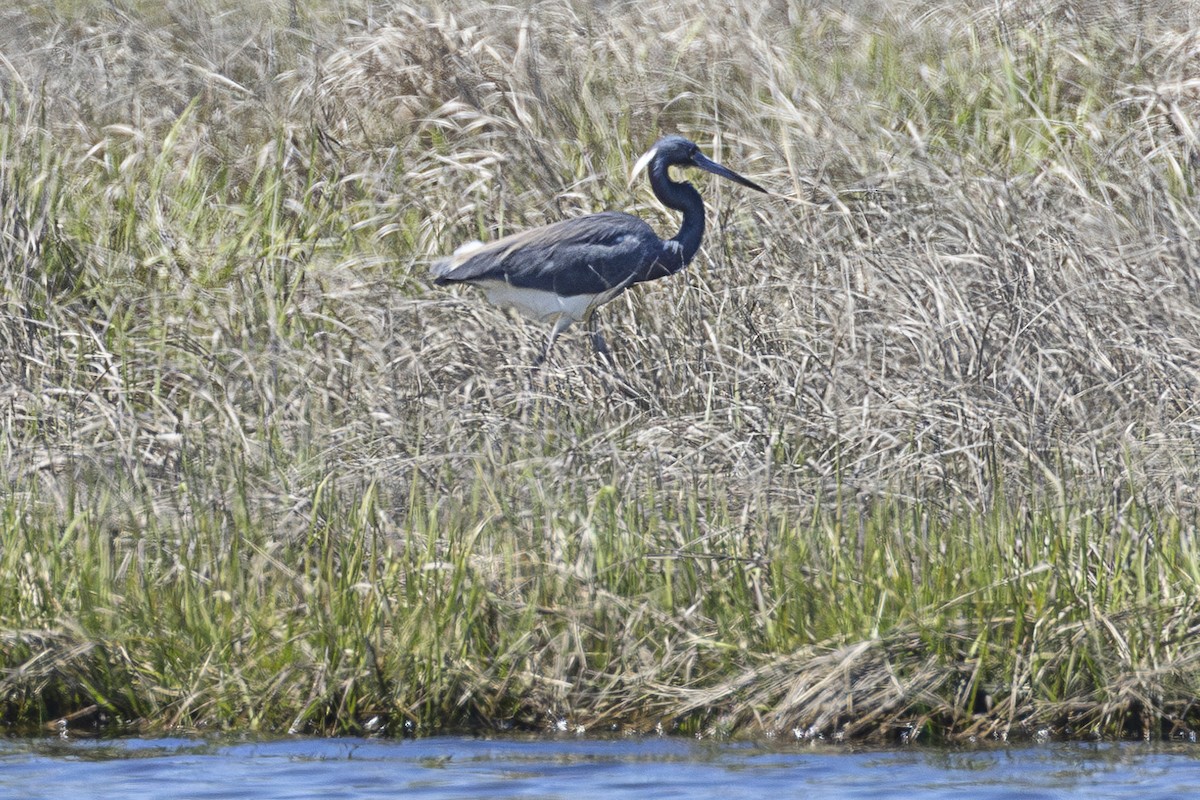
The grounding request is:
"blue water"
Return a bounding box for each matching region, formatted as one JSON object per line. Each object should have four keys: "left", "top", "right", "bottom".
{"left": 2, "top": 735, "right": 1200, "bottom": 799}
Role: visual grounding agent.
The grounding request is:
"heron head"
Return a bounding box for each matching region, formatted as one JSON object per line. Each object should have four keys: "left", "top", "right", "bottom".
{"left": 631, "top": 136, "right": 767, "bottom": 194}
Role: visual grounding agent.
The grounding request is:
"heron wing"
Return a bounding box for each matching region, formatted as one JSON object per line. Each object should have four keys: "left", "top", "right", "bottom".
{"left": 432, "top": 212, "right": 664, "bottom": 297}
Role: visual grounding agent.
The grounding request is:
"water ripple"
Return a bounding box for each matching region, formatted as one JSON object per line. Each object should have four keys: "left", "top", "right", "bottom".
{"left": 2, "top": 736, "right": 1200, "bottom": 799}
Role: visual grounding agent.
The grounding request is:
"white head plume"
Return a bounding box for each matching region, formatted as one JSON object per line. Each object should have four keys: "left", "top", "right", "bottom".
{"left": 629, "top": 146, "right": 658, "bottom": 186}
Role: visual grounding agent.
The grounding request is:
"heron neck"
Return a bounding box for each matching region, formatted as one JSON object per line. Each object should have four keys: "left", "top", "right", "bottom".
{"left": 650, "top": 162, "right": 705, "bottom": 265}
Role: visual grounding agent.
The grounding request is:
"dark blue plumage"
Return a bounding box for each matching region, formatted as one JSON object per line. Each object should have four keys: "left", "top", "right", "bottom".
{"left": 431, "top": 136, "right": 767, "bottom": 364}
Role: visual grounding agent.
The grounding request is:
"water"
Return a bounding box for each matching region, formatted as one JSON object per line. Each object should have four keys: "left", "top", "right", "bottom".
{"left": 3, "top": 735, "right": 1200, "bottom": 799}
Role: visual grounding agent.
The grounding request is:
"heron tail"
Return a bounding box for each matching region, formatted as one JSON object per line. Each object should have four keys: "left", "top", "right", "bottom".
{"left": 430, "top": 240, "right": 485, "bottom": 284}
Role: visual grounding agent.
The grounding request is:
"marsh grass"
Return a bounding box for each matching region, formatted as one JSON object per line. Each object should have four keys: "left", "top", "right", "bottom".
{"left": 4, "top": 0, "right": 1200, "bottom": 742}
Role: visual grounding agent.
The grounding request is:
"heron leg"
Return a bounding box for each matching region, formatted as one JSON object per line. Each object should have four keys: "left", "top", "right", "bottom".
{"left": 586, "top": 312, "right": 616, "bottom": 367}
{"left": 533, "top": 315, "right": 573, "bottom": 369}
{"left": 583, "top": 311, "right": 647, "bottom": 406}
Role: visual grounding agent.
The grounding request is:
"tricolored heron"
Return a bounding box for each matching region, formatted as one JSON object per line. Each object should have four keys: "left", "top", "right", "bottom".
{"left": 431, "top": 135, "right": 767, "bottom": 364}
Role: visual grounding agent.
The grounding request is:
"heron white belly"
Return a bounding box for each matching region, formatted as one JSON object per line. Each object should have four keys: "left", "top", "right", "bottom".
{"left": 474, "top": 279, "right": 598, "bottom": 327}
